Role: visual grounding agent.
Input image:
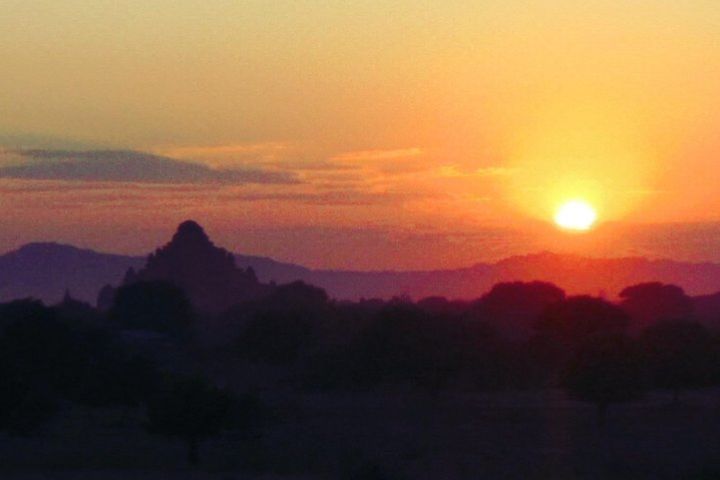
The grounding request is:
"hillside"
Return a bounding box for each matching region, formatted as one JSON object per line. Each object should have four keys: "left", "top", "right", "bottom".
{"left": 2, "top": 241, "right": 720, "bottom": 306}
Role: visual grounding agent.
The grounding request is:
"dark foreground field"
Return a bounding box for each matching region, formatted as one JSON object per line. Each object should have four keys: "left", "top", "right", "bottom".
{"left": 2, "top": 389, "right": 720, "bottom": 480}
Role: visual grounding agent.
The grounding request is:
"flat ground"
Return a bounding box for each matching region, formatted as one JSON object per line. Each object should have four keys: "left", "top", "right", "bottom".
{"left": 2, "top": 389, "right": 720, "bottom": 479}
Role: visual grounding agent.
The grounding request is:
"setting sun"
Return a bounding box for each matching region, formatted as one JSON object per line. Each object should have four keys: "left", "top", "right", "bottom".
{"left": 554, "top": 200, "right": 597, "bottom": 231}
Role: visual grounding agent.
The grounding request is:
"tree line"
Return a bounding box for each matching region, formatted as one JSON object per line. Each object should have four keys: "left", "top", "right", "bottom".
{"left": 107, "top": 279, "right": 720, "bottom": 425}
{"left": 1, "top": 279, "right": 718, "bottom": 465}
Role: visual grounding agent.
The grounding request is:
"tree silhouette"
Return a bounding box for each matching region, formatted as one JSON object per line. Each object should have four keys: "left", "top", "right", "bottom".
{"left": 350, "top": 304, "right": 465, "bottom": 389}
{"left": 476, "top": 281, "right": 565, "bottom": 339}
{"left": 562, "top": 334, "right": 645, "bottom": 426}
{"left": 269, "top": 280, "right": 329, "bottom": 309}
{"left": 641, "top": 319, "right": 717, "bottom": 402}
{"left": 0, "top": 299, "right": 50, "bottom": 332}
{"left": 69, "top": 348, "right": 159, "bottom": 411}
{"left": 110, "top": 281, "right": 195, "bottom": 336}
{"left": 0, "top": 299, "right": 159, "bottom": 416}
{"left": 0, "top": 363, "right": 57, "bottom": 435}
{"left": 236, "top": 281, "right": 330, "bottom": 364}
{"left": 417, "top": 296, "right": 472, "bottom": 317}
{"left": 619, "top": 282, "right": 693, "bottom": 332}
{"left": 55, "top": 291, "right": 103, "bottom": 324}
{"left": 0, "top": 303, "right": 85, "bottom": 393}
{"left": 0, "top": 300, "right": 64, "bottom": 434}
{"left": 145, "top": 376, "right": 234, "bottom": 466}
{"left": 533, "top": 296, "right": 630, "bottom": 371}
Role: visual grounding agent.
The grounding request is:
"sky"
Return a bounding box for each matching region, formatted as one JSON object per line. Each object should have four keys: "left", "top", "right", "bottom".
{"left": 1, "top": 1, "right": 720, "bottom": 269}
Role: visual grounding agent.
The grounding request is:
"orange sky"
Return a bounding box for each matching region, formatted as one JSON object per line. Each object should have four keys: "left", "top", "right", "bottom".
{"left": 1, "top": 1, "right": 720, "bottom": 269}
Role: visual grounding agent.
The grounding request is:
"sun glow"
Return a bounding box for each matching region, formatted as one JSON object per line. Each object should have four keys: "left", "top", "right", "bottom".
{"left": 554, "top": 200, "right": 597, "bottom": 231}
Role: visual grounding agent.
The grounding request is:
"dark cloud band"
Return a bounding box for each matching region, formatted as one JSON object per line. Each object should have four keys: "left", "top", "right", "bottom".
{"left": 0, "top": 150, "right": 299, "bottom": 185}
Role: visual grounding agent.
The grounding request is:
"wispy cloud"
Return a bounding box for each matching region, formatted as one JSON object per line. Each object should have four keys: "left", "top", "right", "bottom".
{"left": 438, "top": 165, "right": 518, "bottom": 178}
{"left": 150, "top": 142, "right": 357, "bottom": 173}
{"left": 0, "top": 150, "right": 299, "bottom": 185}
{"left": 154, "top": 142, "right": 288, "bottom": 157}
{"left": 326, "top": 147, "right": 435, "bottom": 177}
{"left": 331, "top": 148, "right": 424, "bottom": 163}
{"left": 224, "top": 189, "right": 430, "bottom": 206}
{"left": 0, "top": 179, "right": 217, "bottom": 194}
{"left": 151, "top": 142, "right": 290, "bottom": 163}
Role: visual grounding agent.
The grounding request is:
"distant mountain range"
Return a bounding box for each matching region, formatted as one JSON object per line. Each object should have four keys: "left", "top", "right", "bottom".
{"left": 2, "top": 241, "right": 720, "bottom": 307}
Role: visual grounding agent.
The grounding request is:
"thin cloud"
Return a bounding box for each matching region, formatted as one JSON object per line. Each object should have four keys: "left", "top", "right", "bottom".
{"left": 151, "top": 142, "right": 291, "bottom": 167}
{"left": 0, "top": 150, "right": 299, "bottom": 185}
{"left": 225, "top": 189, "right": 427, "bottom": 206}
{"left": 0, "top": 179, "right": 218, "bottom": 194}
{"left": 331, "top": 147, "right": 424, "bottom": 163}
{"left": 150, "top": 142, "right": 357, "bottom": 173}
{"left": 154, "top": 142, "right": 289, "bottom": 157}
{"left": 280, "top": 160, "right": 361, "bottom": 171}
{"left": 438, "top": 165, "right": 518, "bottom": 178}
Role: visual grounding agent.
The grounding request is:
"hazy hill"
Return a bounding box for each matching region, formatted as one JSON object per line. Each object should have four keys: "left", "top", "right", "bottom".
{"left": 292, "top": 253, "right": 720, "bottom": 301}
{"left": 3, "top": 243, "right": 720, "bottom": 306}
{"left": 0, "top": 243, "right": 144, "bottom": 304}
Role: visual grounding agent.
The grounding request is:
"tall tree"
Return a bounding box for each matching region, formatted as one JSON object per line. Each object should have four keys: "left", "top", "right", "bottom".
{"left": 641, "top": 319, "right": 718, "bottom": 402}
{"left": 562, "top": 334, "right": 645, "bottom": 426}
{"left": 110, "top": 281, "right": 195, "bottom": 336}
{"left": 619, "top": 282, "right": 693, "bottom": 332}
{"left": 145, "top": 376, "right": 234, "bottom": 466}
{"left": 533, "top": 296, "right": 630, "bottom": 371}
{"left": 476, "top": 281, "right": 565, "bottom": 339}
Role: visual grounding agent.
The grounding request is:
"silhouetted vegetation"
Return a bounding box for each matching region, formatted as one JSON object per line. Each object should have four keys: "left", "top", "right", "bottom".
{"left": 475, "top": 281, "right": 566, "bottom": 339}
{"left": 0, "top": 363, "right": 57, "bottom": 436}
{"left": 620, "top": 282, "right": 694, "bottom": 332}
{"left": 562, "top": 334, "right": 646, "bottom": 426}
{"left": 641, "top": 319, "right": 719, "bottom": 402}
{"left": 5, "top": 222, "right": 720, "bottom": 478}
{"left": 533, "top": 295, "right": 630, "bottom": 372}
{"left": 235, "top": 281, "right": 329, "bottom": 364}
{"left": 145, "top": 376, "right": 235, "bottom": 466}
{"left": 110, "top": 281, "right": 195, "bottom": 335}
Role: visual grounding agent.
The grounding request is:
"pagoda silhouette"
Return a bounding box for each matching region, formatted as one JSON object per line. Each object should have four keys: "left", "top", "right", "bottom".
{"left": 100, "top": 221, "right": 268, "bottom": 313}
